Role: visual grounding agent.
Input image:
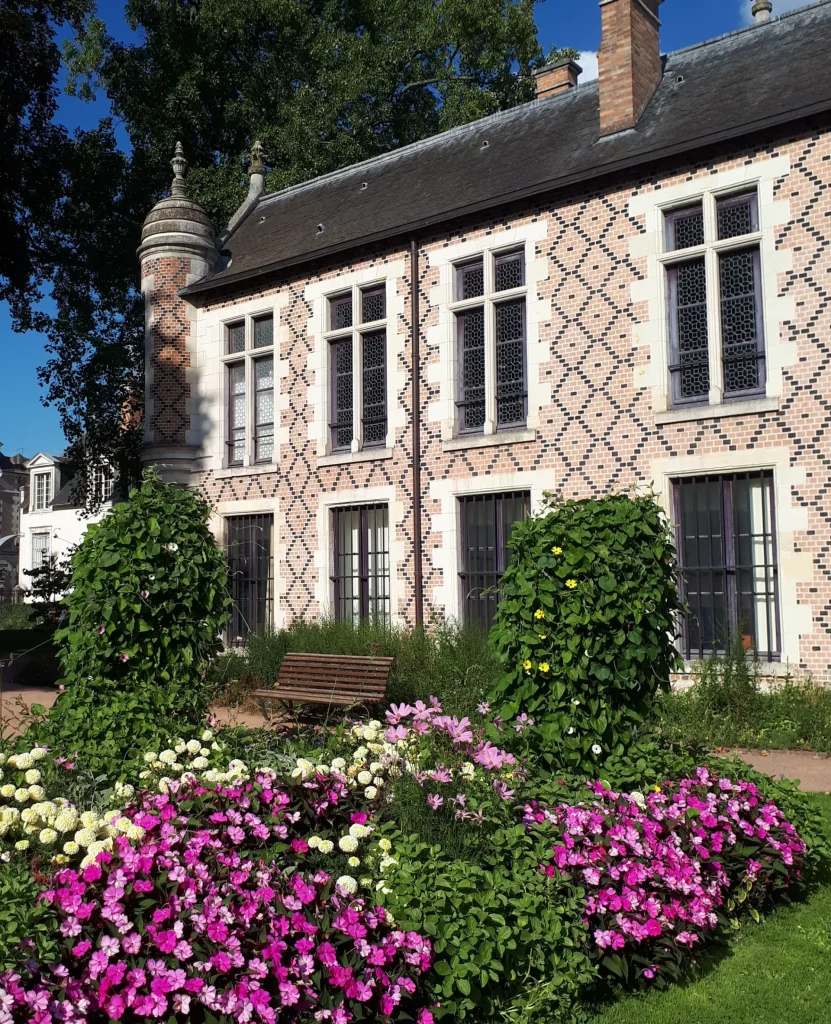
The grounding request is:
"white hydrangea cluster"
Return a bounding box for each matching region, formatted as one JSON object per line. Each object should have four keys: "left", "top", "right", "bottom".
{"left": 137, "top": 730, "right": 244, "bottom": 791}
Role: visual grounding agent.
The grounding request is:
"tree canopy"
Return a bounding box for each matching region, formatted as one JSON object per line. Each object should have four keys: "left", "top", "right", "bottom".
{"left": 7, "top": 0, "right": 576, "bottom": 503}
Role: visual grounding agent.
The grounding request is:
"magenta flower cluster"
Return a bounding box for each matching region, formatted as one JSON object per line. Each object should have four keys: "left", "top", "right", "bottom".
{"left": 525, "top": 767, "right": 806, "bottom": 983}
{"left": 0, "top": 777, "right": 433, "bottom": 1024}
{"left": 383, "top": 701, "right": 515, "bottom": 771}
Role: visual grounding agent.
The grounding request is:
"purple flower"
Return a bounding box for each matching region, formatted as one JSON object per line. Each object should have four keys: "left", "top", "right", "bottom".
{"left": 477, "top": 701, "right": 491, "bottom": 715}
{"left": 426, "top": 794, "right": 443, "bottom": 811}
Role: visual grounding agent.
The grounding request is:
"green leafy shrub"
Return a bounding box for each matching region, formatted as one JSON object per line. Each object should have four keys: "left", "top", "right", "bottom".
{"left": 33, "top": 471, "right": 229, "bottom": 774}
{"left": 0, "top": 859, "right": 60, "bottom": 970}
{"left": 489, "top": 492, "right": 683, "bottom": 769}
{"left": 0, "top": 604, "right": 37, "bottom": 630}
{"left": 382, "top": 826, "right": 595, "bottom": 1023}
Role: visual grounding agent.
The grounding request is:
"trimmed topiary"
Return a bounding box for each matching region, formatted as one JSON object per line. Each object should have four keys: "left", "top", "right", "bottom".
{"left": 33, "top": 471, "right": 229, "bottom": 774}
{"left": 488, "top": 491, "right": 683, "bottom": 769}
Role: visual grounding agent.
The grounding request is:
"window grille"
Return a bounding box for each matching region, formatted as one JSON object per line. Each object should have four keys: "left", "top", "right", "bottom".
{"left": 458, "top": 492, "right": 529, "bottom": 631}
{"left": 93, "top": 466, "right": 114, "bottom": 503}
{"left": 253, "top": 314, "right": 273, "bottom": 349}
{"left": 330, "top": 293, "right": 353, "bottom": 330}
{"left": 32, "top": 531, "right": 51, "bottom": 569}
{"left": 494, "top": 250, "right": 524, "bottom": 292}
{"left": 362, "top": 329, "right": 387, "bottom": 447}
{"left": 225, "top": 514, "right": 273, "bottom": 641}
{"left": 674, "top": 471, "right": 779, "bottom": 660}
{"left": 361, "top": 286, "right": 385, "bottom": 323}
{"left": 457, "top": 308, "right": 486, "bottom": 432}
{"left": 720, "top": 248, "right": 764, "bottom": 396}
{"left": 227, "top": 363, "right": 246, "bottom": 465}
{"left": 495, "top": 300, "right": 527, "bottom": 426}
{"left": 330, "top": 337, "right": 354, "bottom": 451}
{"left": 227, "top": 321, "right": 245, "bottom": 354}
{"left": 254, "top": 357, "right": 274, "bottom": 463}
{"left": 331, "top": 504, "right": 390, "bottom": 625}
{"left": 457, "top": 259, "right": 484, "bottom": 300}
{"left": 668, "top": 258, "right": 710, "bottom": 403}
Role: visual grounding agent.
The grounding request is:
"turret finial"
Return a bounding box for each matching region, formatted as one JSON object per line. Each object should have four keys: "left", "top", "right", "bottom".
{"left": 171, "top": 141, "right": 189, "bottom": 195}
{"left": 249, "top": 140, "right": 266, "bottom": 176}
{"left": 752, "top": 0, "right": 772, "bottom": 23}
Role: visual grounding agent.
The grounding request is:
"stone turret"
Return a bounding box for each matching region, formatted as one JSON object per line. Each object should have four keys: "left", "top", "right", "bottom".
{"left": 138, "top": 143, "right": 217, "bottom": 484}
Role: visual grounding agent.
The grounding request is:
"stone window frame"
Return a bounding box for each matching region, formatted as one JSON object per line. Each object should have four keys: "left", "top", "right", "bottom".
{"left": 628, "top": 155, "right": 796, "bottom": 425}
{"left": 31, "top": 530, "right": 51, "bottom": 568}
{"left": 219, "top": 308, "right": 277, "bottom": 468}
{"left": 32, "top": 471, "right": 54, "bottom": 511}
{"left": 426, "top": 222, "right": 547, "bottom": 452}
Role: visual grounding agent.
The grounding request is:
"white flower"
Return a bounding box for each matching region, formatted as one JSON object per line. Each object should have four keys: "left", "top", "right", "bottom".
{"left": 335, "top": 875, "right": 358, "bottom": 894}
{"left": 460, "top": 762, "right": 475, "bottom": 778}
{"left": 115, "top": 783, "right": 134, "bottom": 799}
{"left": 158, "top": 778, "right": 172, "bottom": 794}
{"left": 174, "top": 740, "right": 187, "bottom": 754}
{"left": 357, "top": 770, "right": 373, "bottom": 786}
{"left": 364, "top": 786, "right": 378, "bottom": 800}
{"left": 308, "top": 836, "right": 321, "bottom": 850}
{"left": 126, "top": 824, "right": 146, "bottom": 842}
{"left": 54, "top": 811, "right": 79, "bottom": 834}
{"left": 369, "top": 762, "right": 382, "bottom": 775}
{"left": 14, "top": 753, "right": 34, "bottom": 771}
{"left": 567, "top": 727, "right": 575, "bottom": 735}
{"left": 315, "top": 765, "right": 330, "bottom": 775}
{"left": 27, "top": 786, "right": 45, "bottom": 801}
{"left": 201, "top": 729, "right": 214, "bottom": 742}
{"left": 572, "top": 699, "right": 581, "bottom": 706}
{"left": 629, "top": 791, "right": 646, "bottom": 809}
{"left": 14, "top": 840, "right": 29, "bottom": 851}
{"left": 191, "top": 756, "right": 208, "bottom": 770}
{"left": 200, "top": 748, "right": 210, "bottom": 757}
{"left": 591, "top": 744, "right": 602, "bottom": 755}
{"left": 380, "top": 856, "right": 398, "bottom": 873}
{"left": 347, "top": 856, "right": 361, "bottom": 868}
{"left": 0, "top": 784, "right": 15, "bottom": 798}
{"left": 38, "top": 828, "right": 58, "bottom": 845}
{"left": 74, "top": 828, "right": 97, "bottom": 848}
{"left": 352, "top": 747, "right": 368, "bottom": 763}
{"left": 144, "top": 752, "right": 158, "bottom": 764}
{"left": 159, "top": 750, "right": 177, "bottom": 765}
{"left": 80, "top": 811, "right": 98, "bottom": 829}
{"left": 349, "top": 823, "right": 371, "bottom": 840}
{"left": 186, "top": 739, "right": 201, "bottom": 754}
{"left": 331, "top": 757, "right": 346, "bottom": 771}
{"left": 24, "top": 769, "right": 41, "bottom": 785}
{"left": 14, "top": 789, "right": 29, "bottom": 804}
{"left": 361, "top": 727, "right": 377, "bottom": 743}
{"left": 373, "top": 777, "right": 384, "bottom": 788}
{"left": 318, "top": 839, "right": 334, "bottom": 854}
{"left": 63, "top": 841, "right": 80, "bottom": 856}
{"left": 338, "top": 835, "right": 359, "bottom": 853}
{"left": 378, "top": 838, "right": 392, "bottom": 853}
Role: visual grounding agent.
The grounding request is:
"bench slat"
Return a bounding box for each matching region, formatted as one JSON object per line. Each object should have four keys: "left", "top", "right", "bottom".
{"left": 251, "top": 652, "right": 393, "bottom": 709}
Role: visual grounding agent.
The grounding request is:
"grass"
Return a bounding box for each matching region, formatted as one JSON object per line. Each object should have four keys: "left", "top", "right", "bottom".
{"left": 590, "top": 794, "right": 831, "bottom": 1024}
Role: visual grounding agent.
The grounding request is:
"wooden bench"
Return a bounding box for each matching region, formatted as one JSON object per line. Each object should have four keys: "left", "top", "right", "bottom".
{"left": 252, "top": 652, "right": 394, "bottom": 711}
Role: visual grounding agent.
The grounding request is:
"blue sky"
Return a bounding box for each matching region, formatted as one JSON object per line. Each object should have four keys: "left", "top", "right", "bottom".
{"left": 0, "top": 0, "right": 806, "bottom": 460}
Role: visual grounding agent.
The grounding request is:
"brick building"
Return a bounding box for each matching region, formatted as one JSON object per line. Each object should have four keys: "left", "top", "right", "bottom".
{"left": 139, "top": 0, "right": 831, "bottom": 679}
{"left": 0, "top": 444, "right": 29, "bottom": 601}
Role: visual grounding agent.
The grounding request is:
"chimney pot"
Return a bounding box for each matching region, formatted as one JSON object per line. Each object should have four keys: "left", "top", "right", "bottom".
{"left": 598, "top": 0, "right": 664, "bottom": 137}
{"left": 752, "top": 0, "right": 772, "bottom": 23}
{"left": 534, "top": 59, "right": 582, "bottom": 100}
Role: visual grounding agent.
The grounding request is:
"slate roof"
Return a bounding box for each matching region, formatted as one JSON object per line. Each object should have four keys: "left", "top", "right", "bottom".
{"left": 184, "top": 1, "right": 831, "bottom": 297}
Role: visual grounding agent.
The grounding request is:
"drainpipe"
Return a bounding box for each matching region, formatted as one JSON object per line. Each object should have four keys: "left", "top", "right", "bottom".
{"left": 410, "top": 238, "right": 424, "bottom": 629}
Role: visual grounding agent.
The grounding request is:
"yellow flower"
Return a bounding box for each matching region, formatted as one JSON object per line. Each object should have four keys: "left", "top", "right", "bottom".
{"left": 552, "top": 546, "right": 562, "bottom": 555}
{"left": 566, "top": 579, "right": 578, "bottom": 589}
{"left": 652, "top": 784, "right": 662, "bottom": 793}
{"left": 539, "top": 662, "right": 550, "bottom": 673}
{"left": 522, "top": 659, "right": 532, "bottom": 671}
{"left": 534, "top": 609, "right": 545, "bottom": 620}
{"left": 538, "top": 634, "right": 547, "bottom": 640}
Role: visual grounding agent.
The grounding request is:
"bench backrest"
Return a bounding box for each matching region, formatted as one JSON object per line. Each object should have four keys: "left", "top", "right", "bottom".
{"left": 276, "top": 652, "right": 393, "bottom": 704}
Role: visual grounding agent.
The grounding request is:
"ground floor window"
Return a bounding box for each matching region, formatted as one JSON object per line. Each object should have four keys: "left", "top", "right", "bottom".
{"left": 225, "top": 514, "right": 274, "bottom": 642}
{"left": 32, "top": 531, "right": 51, "bottom": 569}
{"left": 331, "top": 504, "right": 390, "bottom": 625}
{"left": 673, "top": 471, "right": 779, "bottom": 660}
{"left": 458, "top": 492, "right": 529, "bottom": 632}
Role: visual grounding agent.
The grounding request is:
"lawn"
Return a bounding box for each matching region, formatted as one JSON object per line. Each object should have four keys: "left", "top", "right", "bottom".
{"left": 590, "top": 795, "right": 831, "bottom": 1024}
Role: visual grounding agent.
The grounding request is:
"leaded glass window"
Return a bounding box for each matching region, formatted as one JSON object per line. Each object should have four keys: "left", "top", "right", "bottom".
{"left": 663, "top": 188, "right": 764, "bottom": 408}
{"left": 227, "top": 363, "right": 246, "bottom": 465}
{"left": 332, "top": 504, "right": 390, "bottom": 625}
{"left": 457, "top": 308, "right": 486, "bottom": 432}
{"left": 494, "top": 251, "right": 524, "bottom": 292}
{"left": 325, "top": 282, "right": 388, "bottom": 454}
{"left": 227, "top": 321, "right": 245, "bottom": 354}
{"left": 254, "top": 357, "right": 274, "bottom": 462}
{"left": 457, "top": 259, "right": 484, "bottom": 300}
{"left": 674, "top": 472, "right": 779, "bottom": 661}
{"left": 253, "top": 314, "right": 273, "bottom": 349}
{"left": 495, "top": 301, "right": 526, "bottom": 426}
{"left": 459, "top": 492, "right": 529, "bottom": 631}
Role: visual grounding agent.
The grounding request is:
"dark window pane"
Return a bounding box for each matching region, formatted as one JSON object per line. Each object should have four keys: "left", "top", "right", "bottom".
{"left": 226, "top": 514, "right": 273, "bottom": 642}
{"left": 330, "top": 293, "right": 353, "bottom": 331}
{"left": 495, "top": 300, "right": 526, "bottom": 427}
{"left": 227, "top": 321, "right": 245, "bottom": 354}
{"left": 330, "top": 338, "right": 354, "bottom": 450}
{"left": 457, "top": 307, "right": 486, "bottom": 431}
{"left": 666, "top": 204, "right": 705, "bottom": 251}
{"left": 361, "top": 286, "right": 385, "bottom": 324}
{"left": 457, "top": 260, "right": 484, "bottom": 300}
{"left": 668, "top": 256, "right": 710, "bottom": 404}
{"left": 717, "top": 193, "right": 758, "bottom": 240}
{"left": 494, "top": 251, "right": 524, "bottom": 292}
{"left": 253, "top": 314, "right": 273, "bottom": 349}
{"left": 331, "top": 504, "right": 390, "bottom": 625}
{"left": 720, "top": 247, "right": 764, "bottom": 396}
{"left": 362, "top": 329, "right": 386, "bottom": 447}
{"left": 228, "top": 362, "right": 245, "bottom": 464}
{"left": 254, "top": 357, "right": 274, "bottom": 462}
{"left": 674, "top": 472, "right": 779, "bottom": 660}
{"left": 459, "top": 492, "right": 529, "bottom": 632}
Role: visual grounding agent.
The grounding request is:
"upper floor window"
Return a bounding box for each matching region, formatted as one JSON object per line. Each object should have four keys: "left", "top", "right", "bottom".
{"left": 33, "top": 472, "right": 52, "bottom": 510}
{"left": 325, "top": 285, "right": 388, "bottom": 453}
{"left": 451, "top": 248, "right": 527, "bottom": 435}
{"left": 663, "top": 190, "right": 764, "bottom": 407}
{"left": 92, "top": 465, "right": 114, "bottom": 503}
{"left": 222, "top": 312, "right": 275, "bottom": 467}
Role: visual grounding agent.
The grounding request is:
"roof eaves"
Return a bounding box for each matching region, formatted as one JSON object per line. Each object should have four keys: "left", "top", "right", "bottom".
{"left": 182, "top": 94, "right": 831, "bottom": 299}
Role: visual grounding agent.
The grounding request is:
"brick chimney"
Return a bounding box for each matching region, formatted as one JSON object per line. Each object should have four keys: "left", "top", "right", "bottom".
{"left": 534, "top": 59, "right": 582, "bottom": 100}
{"left": 598, "top": 0, "right": 663, "bottom": 137}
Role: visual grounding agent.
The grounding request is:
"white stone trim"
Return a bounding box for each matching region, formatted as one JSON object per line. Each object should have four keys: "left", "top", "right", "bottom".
{"left": 305, "top": 260, "right": 407, "bottom": 459}
{"left": 191, "top": 292, "right": 289, "bottom": 471}
{"left": 425, "top": 222, "right": 548, "bottom": 441}
{"left": 314, "top": 485, "right": 405, "bottom": 623}
{"left": 648, "top": 447, "right": 813, "bottom": 667}
{"left": 428, "top": 470, "right": 551, "bottom": 622}
{"left": 628, "top": 156, "right": 795, "bottom": 414}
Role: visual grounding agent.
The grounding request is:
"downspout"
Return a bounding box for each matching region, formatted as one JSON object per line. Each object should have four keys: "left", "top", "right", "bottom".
{"left": 410, "top": 238, "right": 424, "bottom": 629}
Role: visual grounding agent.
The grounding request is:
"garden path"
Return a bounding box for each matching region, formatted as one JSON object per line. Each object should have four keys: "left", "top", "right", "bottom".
{"left": 2, "top": 682, "right": 830, "bottom": 793}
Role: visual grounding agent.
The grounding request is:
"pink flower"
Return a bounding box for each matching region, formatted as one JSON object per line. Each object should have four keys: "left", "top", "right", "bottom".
{"left": 291, "top": 838, "right": 309, "bottom": 854}
{"left": 96, "top": 624, "right": 105, "bottom": 635}
{"left": 426, "top": 794, "right": 443, "bottom": 811}
{"left": 118, "top": 652, "right": 129, "bottom": 663}
{"left": 477, "top": 701, "right": 491, "bottom": 715}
